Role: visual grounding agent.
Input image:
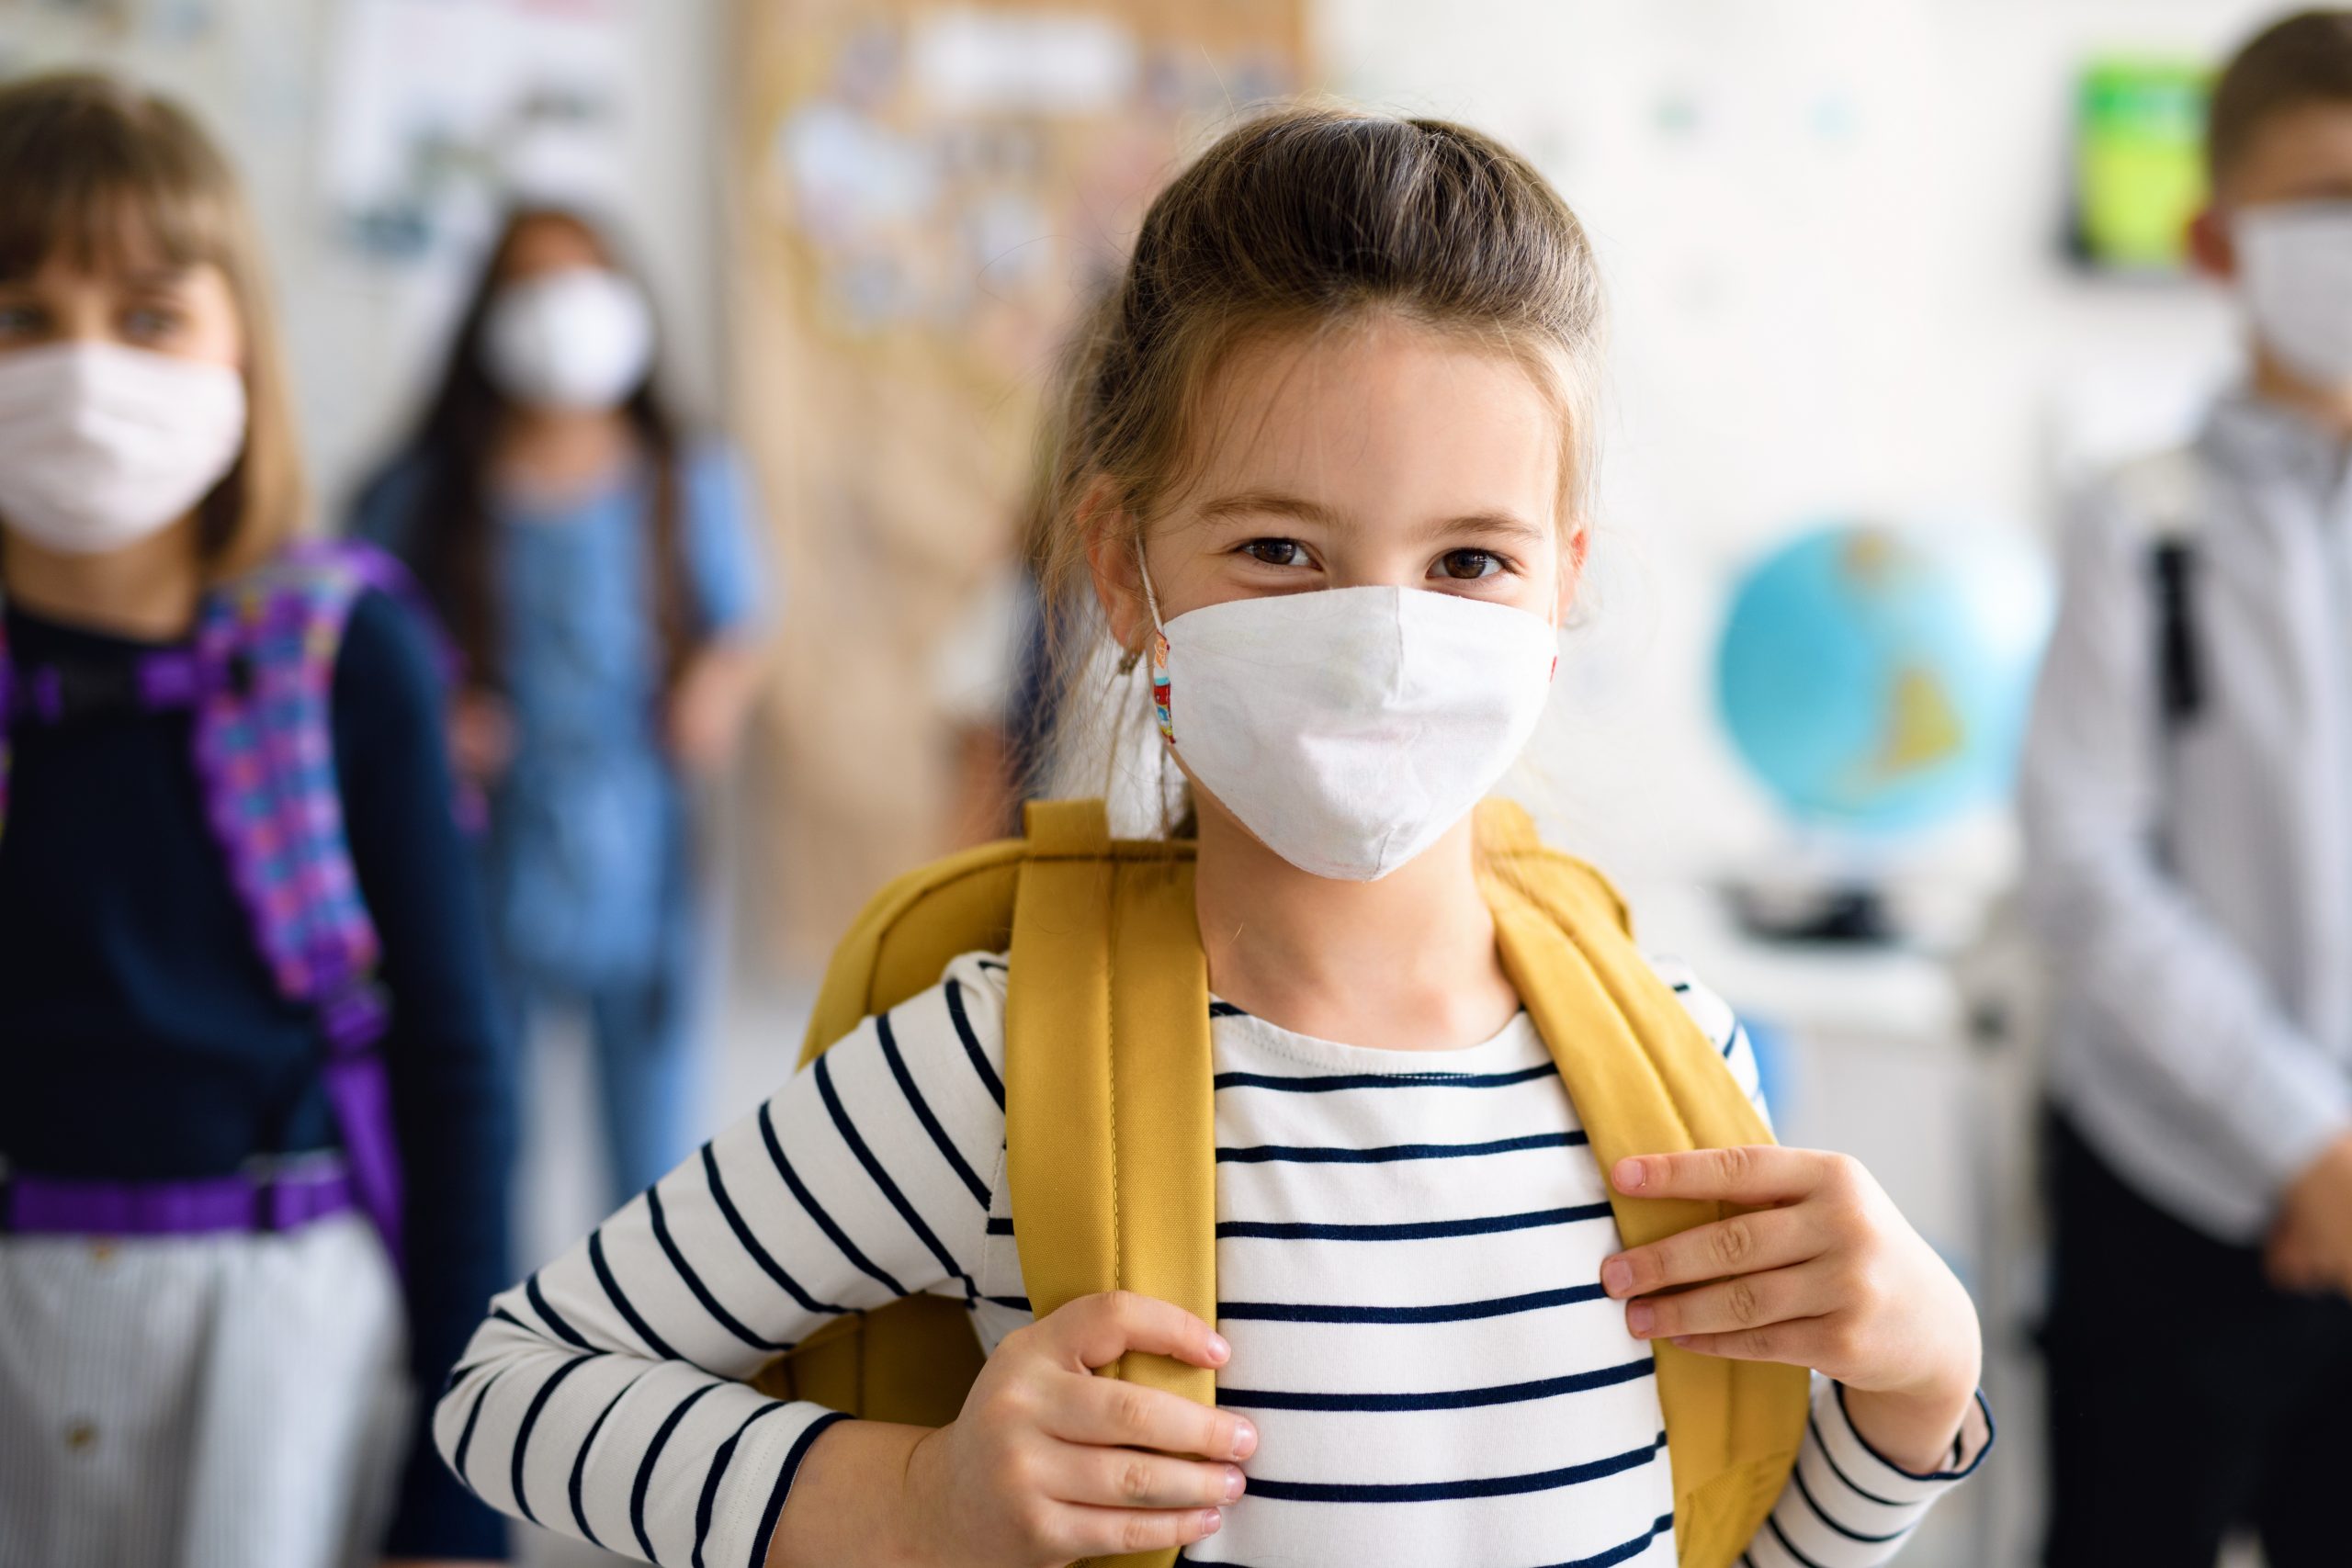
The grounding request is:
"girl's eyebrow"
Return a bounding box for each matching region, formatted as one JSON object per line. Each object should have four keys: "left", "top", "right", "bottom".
{"left": 1197, "top": 491, "right": 1544, "bottom": 546}
{"left": 119, "top": 265, "right": 195, "bottom": 288}
{"left": 1196, "top": 490, "right": 1344, "bottom": 528}
{"left": 1417, "top": 510, "right": 1546, "bottom": 545}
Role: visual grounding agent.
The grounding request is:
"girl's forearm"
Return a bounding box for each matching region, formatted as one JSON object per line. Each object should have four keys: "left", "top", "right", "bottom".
{"left": 766, "top": 1419, "right": 935, "bottom": 1568}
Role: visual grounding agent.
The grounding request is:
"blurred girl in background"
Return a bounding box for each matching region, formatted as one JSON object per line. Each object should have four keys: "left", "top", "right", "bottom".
{"left": 355, "top": 209, "right": 769, "bottom": 1207}
{"left": 0, "top": 74, "right": 511, "bottom": 1566}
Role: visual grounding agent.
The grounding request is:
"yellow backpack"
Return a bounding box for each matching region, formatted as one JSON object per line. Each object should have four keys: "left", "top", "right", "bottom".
{"left": 753, "top": 797, "right": 1806, "bottom": 1568}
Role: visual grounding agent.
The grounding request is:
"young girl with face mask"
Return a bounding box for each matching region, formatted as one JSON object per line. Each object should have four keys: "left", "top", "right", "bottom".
{"left": 0, "top": 75, "right": 513, "bottom": 1568}
{"left": 354, "top": 209, "right": 770, "bottom": 1209}
{"left": 435, "top": 107, "right": 1990, "bottom": 1568}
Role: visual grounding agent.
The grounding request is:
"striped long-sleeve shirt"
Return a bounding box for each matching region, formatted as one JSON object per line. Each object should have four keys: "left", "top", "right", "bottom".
{"left": 437, "top": 952, "right": 1989, "bottom": 1567}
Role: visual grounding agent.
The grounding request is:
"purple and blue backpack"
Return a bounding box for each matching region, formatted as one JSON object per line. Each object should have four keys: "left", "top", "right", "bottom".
{"left": 0, "top": 540, "right": 458, "bottom": 1268}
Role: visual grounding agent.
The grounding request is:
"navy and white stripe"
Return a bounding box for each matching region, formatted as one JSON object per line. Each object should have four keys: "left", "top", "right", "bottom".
{"left": 436, "top": 951, "right": 1981, "bottom": 1568}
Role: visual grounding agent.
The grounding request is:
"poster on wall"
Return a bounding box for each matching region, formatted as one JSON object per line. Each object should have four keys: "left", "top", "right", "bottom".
{"left": 2066, "top": 55, "right": 2209, "bottom": 276}
{"left": 732, "top": 0, "right": 1306, "bottom": 955}
{"left": 321, "top": 0, "right": 632, "bottom": 263}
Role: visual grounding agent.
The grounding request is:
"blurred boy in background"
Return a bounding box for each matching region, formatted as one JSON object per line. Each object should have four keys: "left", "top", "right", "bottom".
{"left": 2022, "top": 12, "right": 2352, "bottom": 1565}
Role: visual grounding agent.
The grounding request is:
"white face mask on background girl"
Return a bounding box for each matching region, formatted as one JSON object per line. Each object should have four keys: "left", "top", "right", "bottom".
{"left": 1146, "top": 574, "right": 1560, "bottom": 882}
{"left": 481, "top": 266, "right": 656, "bottom": 411}
{"left": 2235, "top": 201, "right": 2352, "bottom": 389}
{"left": 0, "top": 341, "right": 248, "bottom": 555}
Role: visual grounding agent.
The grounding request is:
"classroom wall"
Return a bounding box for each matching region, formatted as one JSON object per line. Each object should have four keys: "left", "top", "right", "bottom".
{"left": 0, "top": 0, "right": 2290, "bottom": 909}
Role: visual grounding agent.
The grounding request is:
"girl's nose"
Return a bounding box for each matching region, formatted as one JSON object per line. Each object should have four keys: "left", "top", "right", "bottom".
{"left": 1320, "top": 556, "right": 1421, "bottom": 592}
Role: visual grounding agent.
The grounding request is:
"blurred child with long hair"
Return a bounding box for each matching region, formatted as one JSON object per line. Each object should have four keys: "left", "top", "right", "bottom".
{"left": 355, "top": 209, "right": 769, "bottom": 1207}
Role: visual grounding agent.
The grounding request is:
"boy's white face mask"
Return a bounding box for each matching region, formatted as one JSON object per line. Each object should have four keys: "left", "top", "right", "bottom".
{"left": 1145, "top": 573, "right": 1560, "bottom": 882}
{"left": 0, "top": 342, "right": 248, "bottom": 556}
{"left": 2236, "top": 201, "right": 2352, "bottom": 390}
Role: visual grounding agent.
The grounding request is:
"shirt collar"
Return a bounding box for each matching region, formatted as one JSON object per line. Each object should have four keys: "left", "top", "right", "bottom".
{"left": 2203, "top": 385, "right": 2352, "bottom": 497}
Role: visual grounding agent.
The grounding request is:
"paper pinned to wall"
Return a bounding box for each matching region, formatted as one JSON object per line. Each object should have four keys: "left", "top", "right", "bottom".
{"left": 910, "top": 8, "right": 1139, "bottom": 116}
{"left": 320, "top": 0, "right": 632, "bottom": 261}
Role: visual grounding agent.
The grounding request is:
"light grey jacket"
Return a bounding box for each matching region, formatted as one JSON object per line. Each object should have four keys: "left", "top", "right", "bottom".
{"left": 2022, "top": 390, "right": 2352, "bottom": 1242}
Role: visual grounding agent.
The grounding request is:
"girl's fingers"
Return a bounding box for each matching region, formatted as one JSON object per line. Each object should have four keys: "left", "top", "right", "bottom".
{"left": 1601, "top": 1206, "right": 1822, "bottom": 1299}
{"left": 1668, "top": 1317, "right": 1838, "bottom": 1368}
{"left": 1047, "top": 1503, "right": 1227, "bottom": 1558}
{"left": 1049, "top": 1371, "right": 1259, "bottom": 1461}
{"left": 1620, "top": 1262, "right": 1838, "bottom": 1342}
{"left": 1611, "top": 1145, "right": 1850, "bottom": 1207}
{"left": 1040, "top": 1291, "right": 1231, "bottom": 1374}
{"left": 1044, "top": 1440, "right": 1248, "bottom": 1511}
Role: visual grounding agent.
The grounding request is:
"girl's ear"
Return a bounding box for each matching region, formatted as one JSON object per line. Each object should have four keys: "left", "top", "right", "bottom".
{"left": 1080, "top": 477, "right": 1150, "bottom": 652}
{"left": 1553, "top": 517, "right": 1591, "bottom": 626}
{"left": 2188, "top": 206, "right": 2235, "bottom": 282}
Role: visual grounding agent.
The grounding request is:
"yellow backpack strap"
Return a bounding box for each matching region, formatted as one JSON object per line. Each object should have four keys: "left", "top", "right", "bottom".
{"left": 1476, "top": 800, "right": 1807, "bottom": 1568}
{"left": 1003, "top": 799, "right": 1215, "bottom": 1568}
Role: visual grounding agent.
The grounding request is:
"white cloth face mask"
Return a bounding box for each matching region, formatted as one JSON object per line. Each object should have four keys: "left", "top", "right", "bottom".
{"left": 481, "top": 266, "right": 656, "bottom": 411}
{"left": 0, "top": 342, "right": 248, "bottom": 556}
{"left": 2236, "top": 202, "right": 2352, "bottom": 389}
{"left": 1147, "top": 577, "right": 1560, "bottom": 881}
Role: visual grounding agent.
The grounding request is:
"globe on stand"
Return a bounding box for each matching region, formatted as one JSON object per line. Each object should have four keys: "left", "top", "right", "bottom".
{"left": 1714, "top": 522, "right": 2053, "bottom": 943}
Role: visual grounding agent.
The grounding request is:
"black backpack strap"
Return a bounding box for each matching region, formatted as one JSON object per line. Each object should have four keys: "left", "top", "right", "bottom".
{"left": 2111, "top": 446, "right": 2209, "bottom": 735}
{"left": 2149, "top": 538, "right": 2202, "bottom": 729}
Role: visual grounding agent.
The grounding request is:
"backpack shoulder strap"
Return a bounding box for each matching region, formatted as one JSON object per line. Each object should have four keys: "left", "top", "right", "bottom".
{"left": 1003, "top": 800, "right": 1216, "bottom": 1400}
{"left": 194, "top": 544, "right": 408, "bottom": 1263}
{"left": 2110, "top": 446, "right": 2209, "bottom": 728}
{"left": 775, "top": 797, "right": 1215, "bottom": 1526}
{"left": 1475, "top": 798, "right": 1807, "bottom": 1568}
{"left": 194, "top": 547, "right": 385, "bottom": 1004}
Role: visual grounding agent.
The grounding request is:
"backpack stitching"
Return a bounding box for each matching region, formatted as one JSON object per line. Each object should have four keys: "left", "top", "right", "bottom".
{"left": 1105, "top": 863, "right": 1125, "bottom": 1310}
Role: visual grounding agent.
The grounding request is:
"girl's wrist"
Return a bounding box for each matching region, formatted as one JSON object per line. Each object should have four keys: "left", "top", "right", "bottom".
{"left": 894, "top": 1424, "right": 956, "bottom": 1568}
{"left": 1838, "top": 1375, "right": 1981, "bottom": 1476}
{"left": 767, "top": 1418, "right": 938, "bottom": 1568}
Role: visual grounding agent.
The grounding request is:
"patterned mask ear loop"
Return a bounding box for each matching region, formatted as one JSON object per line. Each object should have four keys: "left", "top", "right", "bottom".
{"left": 1136, "top": 545, "right": 1175, "bottom": 745}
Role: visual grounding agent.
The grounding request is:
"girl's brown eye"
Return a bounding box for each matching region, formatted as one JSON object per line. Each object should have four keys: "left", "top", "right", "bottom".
{"left": 1440, "top": 549, "right": 1500, "bottom": 580}
{"left": 123, "top": 307, "right": 182, "bottom": 342}
{"left": 1245, "top": 538, "right": 1309, "bottom": 568}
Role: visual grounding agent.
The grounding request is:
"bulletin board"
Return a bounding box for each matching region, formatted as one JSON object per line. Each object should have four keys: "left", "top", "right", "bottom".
{"left": 729, "top": 0, "right": 1306, "bottom": 958}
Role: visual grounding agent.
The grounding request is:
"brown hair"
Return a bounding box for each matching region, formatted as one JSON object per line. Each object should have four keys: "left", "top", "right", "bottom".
{"left": 381, "top": 207, "right": 689, "bottom": 693}
{"left": 0, "top": 73, "right": 303, "bottom": 574}
{"left": 2210, "top": 10, "right": 2352, "bottom": 186}
{"left": 1029, "top": 102, "right": 1605, "bottom": 815}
